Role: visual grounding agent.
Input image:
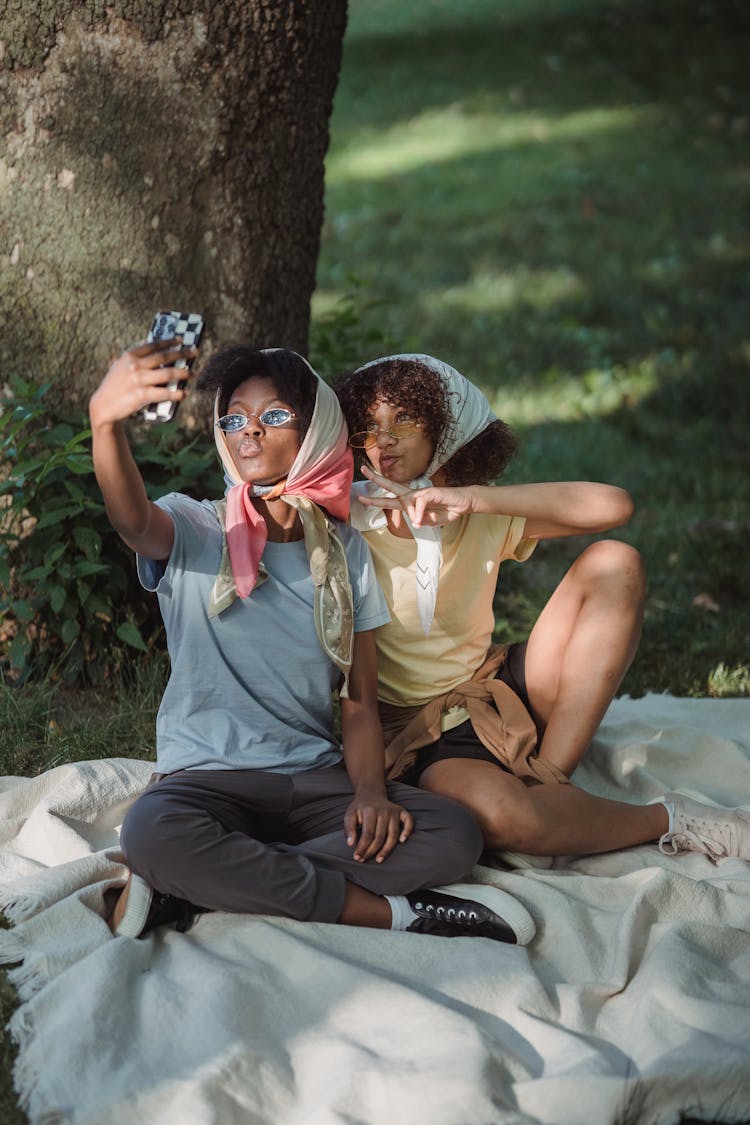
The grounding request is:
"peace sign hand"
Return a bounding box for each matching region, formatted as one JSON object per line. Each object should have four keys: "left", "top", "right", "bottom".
{"left": 358, "top": 465, "right": 475, "bottom": 527}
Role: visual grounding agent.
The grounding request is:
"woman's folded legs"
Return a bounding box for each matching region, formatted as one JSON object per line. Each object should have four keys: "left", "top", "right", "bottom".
{"left": 117, "top": 765, "right": 486, "bottom": 927}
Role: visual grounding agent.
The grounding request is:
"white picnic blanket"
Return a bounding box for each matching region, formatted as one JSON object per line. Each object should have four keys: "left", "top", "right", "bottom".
{"left": 0, "top": 693, "right": 749, "bottom": 1125}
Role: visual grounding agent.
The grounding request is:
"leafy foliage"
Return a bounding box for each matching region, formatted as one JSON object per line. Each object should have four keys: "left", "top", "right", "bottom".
{"left": 0, "top": 377, "right": 221, "bottom": 684}
{"left": 309, "top": 276, "right": 395, "bottom": 379}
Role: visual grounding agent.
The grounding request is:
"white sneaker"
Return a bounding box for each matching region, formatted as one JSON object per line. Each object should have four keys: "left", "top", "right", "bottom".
{"left": 658, "top": 794, "right": 750, "bottom": 864}
{"left": 109, "top": 873, "right": 154, "bottom": 937}
{"left": 109, "top": 873, "right": 199, "bottom": 938}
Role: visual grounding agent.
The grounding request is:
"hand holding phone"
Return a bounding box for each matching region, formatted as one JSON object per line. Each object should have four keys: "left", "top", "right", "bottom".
{"left": 140, "top": 310, "right": 204, "bottom": 422}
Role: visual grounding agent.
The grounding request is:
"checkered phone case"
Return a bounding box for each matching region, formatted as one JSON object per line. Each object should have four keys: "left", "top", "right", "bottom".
{"left": 140, "top": 310, "right": 204, "bottom": 422}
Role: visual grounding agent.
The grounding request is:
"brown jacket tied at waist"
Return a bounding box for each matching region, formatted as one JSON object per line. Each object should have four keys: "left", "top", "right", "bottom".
{"left": 378, "top": 645, "right": 570, "bottom": 786}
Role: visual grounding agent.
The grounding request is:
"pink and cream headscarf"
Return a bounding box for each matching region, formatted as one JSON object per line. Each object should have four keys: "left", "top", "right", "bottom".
{"left": 209, "top": 350, "right": 355, "bottom": 683}
{"left": 349, "top": 353, "right": 496, "bottom": 635}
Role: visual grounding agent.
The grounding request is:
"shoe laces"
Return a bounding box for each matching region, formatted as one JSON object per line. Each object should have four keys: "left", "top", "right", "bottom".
{"left": 658, "top": 829, "right": 725, "bottom": 864}
{"left": 422, "top": 901, "right": 480, "bottom": 926}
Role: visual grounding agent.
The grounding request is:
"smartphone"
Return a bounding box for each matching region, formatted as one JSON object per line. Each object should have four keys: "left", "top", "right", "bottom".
{"left": 140, "top": 310, "right": 204, "bottom": 422}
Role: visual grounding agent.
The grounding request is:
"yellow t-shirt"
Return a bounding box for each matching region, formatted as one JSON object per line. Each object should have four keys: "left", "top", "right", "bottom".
{"left": 365, "top": 513, "right": 536, "bottom": 712}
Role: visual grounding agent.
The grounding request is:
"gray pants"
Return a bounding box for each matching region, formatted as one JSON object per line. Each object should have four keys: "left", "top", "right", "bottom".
{"left": 120, "top": 765, "right": 482, "bottom": 924}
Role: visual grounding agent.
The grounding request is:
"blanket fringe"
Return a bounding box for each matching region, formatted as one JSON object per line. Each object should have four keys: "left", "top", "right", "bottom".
{"left": 1, "top": 944, "right": 67, "bottom": 1121}
{"left": 0, "top": 928, "right": 26, "bottom": 967}
{"left": 8, "top": 1002, "right": 40, "bottom": 1118}
{"left": 0, "top": 889, "right": 50, "bottom": 926}
{"left": 0, "top": 931, "right": 51, "bottom": 1002}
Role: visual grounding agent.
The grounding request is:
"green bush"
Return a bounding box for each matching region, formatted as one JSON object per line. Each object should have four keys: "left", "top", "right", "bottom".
{"left": 309, "top": 277, "right": 394, "bottom": 378}
{"left": 0, "top": 377, "right": 221, "bottom": 684}
{"left": 0, "top": 287, "right": 390, "bottom": 684}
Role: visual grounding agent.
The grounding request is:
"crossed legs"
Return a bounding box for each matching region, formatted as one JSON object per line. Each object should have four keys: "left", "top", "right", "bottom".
{"left": 120, "top": 766, "right": 483, "bottom": 927}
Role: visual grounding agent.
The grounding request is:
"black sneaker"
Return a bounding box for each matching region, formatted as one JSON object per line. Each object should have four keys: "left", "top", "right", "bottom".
{"left": 110, "top": 874, "right": 199, "bottom": 939}
{"left": 405, "top": 883, "right": 535, "bottom": 945}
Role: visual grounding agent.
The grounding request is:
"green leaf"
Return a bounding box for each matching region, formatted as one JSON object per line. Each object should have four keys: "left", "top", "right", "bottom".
{"left": 83, "top": 594, "right": 112, "bottom": 620}
{"left": 36, "top": 505, "right": 83, "bottom": 528}
{"left": 116, "top": 620, "right": 149, "bottom": 652}
{"left": 11, "top": 598, "right": 34, "bottom": 623}
{"left": 63, "top": 479, "right": 87, "bottom": 502}
{"left": 65, "top": 456, "right": 94, "bottom": 476}
{"left": 44, "top": 542, "right": 67, "bottom": 569}
{"left": 72, "top": 560, "right": 108, "bottom": 577}
{"left": 61, "top": 618, "right": 80, "bottom": 643}
{"left": 12, "top": 457, "right": 47, "bottom": 480}
{"left": 0, "top": 556, "right": 10, "bottom": 590}
{"left": 50, "top": 585, "right": 67, "bottom": 613}
{"left": 18, "top": 565, "right": 52, "bottom": 582}
{"left": 72, "top": 527, "right": 102, "bottom": 558}
{"left": 8, "top": 633, "right": 30, "bottom": 670}
{"left": 47, "top": 423, "right": 76, "bottom": 444}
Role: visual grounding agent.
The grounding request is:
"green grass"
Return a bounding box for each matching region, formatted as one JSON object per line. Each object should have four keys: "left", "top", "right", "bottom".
{"left": 316, "top": 0, "right": 750, "bottom": 699}
{"left": 0, "top": 660, "right": 163, "bottom": 779}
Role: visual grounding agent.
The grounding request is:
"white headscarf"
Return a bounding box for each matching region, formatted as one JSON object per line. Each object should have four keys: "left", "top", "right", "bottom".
{"left": 349, "top": 353, "right": 496, "bottom": 634}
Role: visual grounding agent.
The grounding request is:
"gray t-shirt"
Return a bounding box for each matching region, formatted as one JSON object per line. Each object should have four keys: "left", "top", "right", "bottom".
{"left": 137, "top": 493, "right": 389, "bottom": 775}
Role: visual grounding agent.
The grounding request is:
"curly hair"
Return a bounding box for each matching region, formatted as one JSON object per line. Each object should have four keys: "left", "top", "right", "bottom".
{"left": 196, "top": 345, "right": 317, "bottom": 443}
{"left": 335, "top": 357, "right": 517, "bottom": 485}
{"left": 440, "top": 419, "right": 518, "bottom": 486}
{"left": 336, "top": 358, "right": 451, "bottom": 464}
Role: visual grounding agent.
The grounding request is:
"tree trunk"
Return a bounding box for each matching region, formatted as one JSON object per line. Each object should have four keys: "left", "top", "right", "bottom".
{"left": 0, "top": 1, "right": 348, "bottom": 409}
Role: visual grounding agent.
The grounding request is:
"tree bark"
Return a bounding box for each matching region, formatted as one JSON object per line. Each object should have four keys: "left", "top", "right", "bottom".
{"left": 0, "top": 1, "right": 348, "bottom": 409}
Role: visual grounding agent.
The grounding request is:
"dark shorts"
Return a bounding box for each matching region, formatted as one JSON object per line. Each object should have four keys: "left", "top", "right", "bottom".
{"left": 403, "top": 641, "right": 533, "bottom": 785}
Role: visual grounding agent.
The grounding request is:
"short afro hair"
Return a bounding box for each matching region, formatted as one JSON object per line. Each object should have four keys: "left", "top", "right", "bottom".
{"left": 197, "top": 346, "right": 317, "bottom": 442}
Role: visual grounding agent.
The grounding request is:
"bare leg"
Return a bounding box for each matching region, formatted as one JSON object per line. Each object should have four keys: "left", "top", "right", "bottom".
{"left": 338, "top": 882, "right": 392, "bottom": 928}
{"left": 420, "top": 759, "right": 668, "bottom": 855}
{"left": 523, "top": 540, "right": 645, "bottom": 776}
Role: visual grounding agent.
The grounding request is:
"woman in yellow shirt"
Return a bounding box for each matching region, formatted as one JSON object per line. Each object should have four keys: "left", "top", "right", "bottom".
{"left": 337, "top": 353, "right": 749, "bottom": 864}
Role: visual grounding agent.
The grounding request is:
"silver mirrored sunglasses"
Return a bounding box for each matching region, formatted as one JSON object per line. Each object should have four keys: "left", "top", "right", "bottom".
{"left": 216, "top": 409, "right": 298, "bottom": 432}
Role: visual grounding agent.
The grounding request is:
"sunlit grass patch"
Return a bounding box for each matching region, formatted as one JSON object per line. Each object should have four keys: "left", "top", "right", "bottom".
{"left": 422, "top": 266, "right": 586, "bottom": 315}
{"left": 708, "top": 663, "right": 750, "bottom": 698}
{"left": 327, "top": 106, "right": 648, "bottom": 183}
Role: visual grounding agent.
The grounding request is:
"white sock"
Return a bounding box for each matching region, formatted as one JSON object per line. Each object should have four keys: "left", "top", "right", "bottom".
{"left": 661, "top": 799, "right": 675, "bottom": 834}
{"left": 648, "top": 797, "right": 675, "bottom": 835}
{"left": 385, "top": 895, "right": 419, "bottom": 931}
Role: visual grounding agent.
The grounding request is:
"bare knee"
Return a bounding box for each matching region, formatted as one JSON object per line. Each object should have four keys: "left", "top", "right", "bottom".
{"left": 420, "top": 763, "right": 546, "bottom": 853}
{"left": 480, "top": 790, "right": 545, "bottom": 851}
{"left": 576, "top": 540, "right": 645, "bottom": 607}
{"left": 436, "top": 782, "right": 538, "bottom": 853}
